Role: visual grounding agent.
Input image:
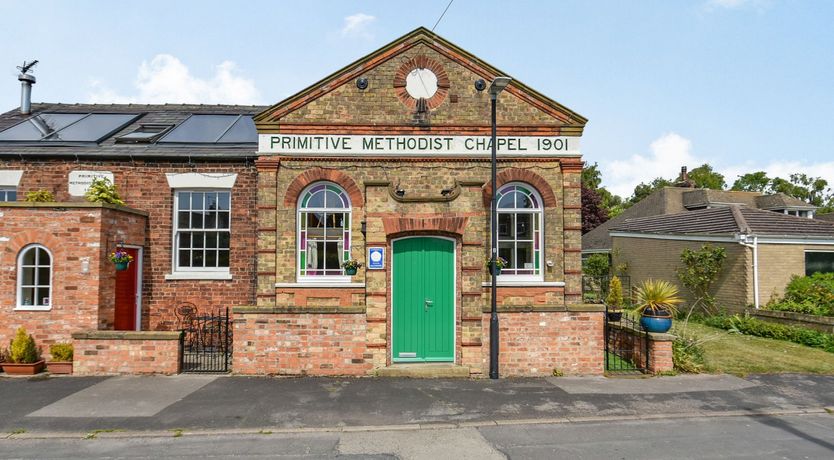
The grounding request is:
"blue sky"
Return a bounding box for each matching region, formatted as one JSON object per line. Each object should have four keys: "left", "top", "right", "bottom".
{"left": 1, "top": 0, "right": 832, "bottom": 197}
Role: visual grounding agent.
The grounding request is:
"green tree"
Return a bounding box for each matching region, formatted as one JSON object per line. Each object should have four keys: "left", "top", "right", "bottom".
{"left": 581, "top": 163, "right": 625, "bottom": 224}
{"left": 731, "top": 171, "right": 770, "bottom": 192}
{"left": 770, "top": 174, "right": 831, "bottom": 207}
{"left": 688, "top": 164, "right": 726, "bottom": 190}
{"left": 629, "top": 177, "right": 672, "bottom": 205}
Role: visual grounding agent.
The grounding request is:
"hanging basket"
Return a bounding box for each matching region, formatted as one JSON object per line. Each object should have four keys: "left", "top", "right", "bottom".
{"left": 344, "top": 267, "right": 358, "bottom": 276}
{"left": 114, "top": 261, "right": 130, "bottom": 271}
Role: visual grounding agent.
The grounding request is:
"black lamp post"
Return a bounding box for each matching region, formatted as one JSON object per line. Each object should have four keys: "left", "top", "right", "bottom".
{"left": 489, "top": 76, "right": 511, "bottom": 380}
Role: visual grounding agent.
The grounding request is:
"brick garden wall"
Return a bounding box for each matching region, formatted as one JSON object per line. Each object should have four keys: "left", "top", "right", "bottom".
{"left": 72, "top": 331, "right": 182, "bottom": 375}
{"left": 0, "top": 159, "right": 257, "bottom": 331}
{"left": 0, "top": 204, "right": 146, "bottom": 360}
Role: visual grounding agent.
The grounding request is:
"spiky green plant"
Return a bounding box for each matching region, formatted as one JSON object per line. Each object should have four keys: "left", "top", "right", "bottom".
{"left": 632, "top": 279, "right": 683, "bottom": 316}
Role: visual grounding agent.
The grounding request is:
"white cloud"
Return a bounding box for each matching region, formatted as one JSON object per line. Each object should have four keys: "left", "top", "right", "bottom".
{"left": 603, "top": 132, "right": 697, "bottom": 197}
{"left": 602, "top": 132, "right": 834, "bottom": 198}
{"left": 341, "top": 13, "right": 375, "bottom": 38}
{"left": 88, "top": 54, "right": 260, "bottom": 104}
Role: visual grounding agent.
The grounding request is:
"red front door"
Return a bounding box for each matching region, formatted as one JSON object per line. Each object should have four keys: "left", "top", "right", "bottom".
{"left": 114, "top": 247, "right": 139, "bottom": 331}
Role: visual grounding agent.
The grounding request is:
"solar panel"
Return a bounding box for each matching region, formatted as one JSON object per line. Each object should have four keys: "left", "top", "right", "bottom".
{"left": 159, "top": 114, "right": 256, "bottom": 144}
{"left": 0, "top": 113, "right": 139, "bottom": 142}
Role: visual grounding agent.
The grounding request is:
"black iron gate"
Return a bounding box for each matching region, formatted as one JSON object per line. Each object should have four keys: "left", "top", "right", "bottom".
{"left": 178, "top": 307, "right": 232, "bottom": 373}
{"left": 604, "top": 303, "right": 649, "bottom": 374}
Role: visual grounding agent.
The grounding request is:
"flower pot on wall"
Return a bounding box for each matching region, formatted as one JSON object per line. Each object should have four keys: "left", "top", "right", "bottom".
{"left": 640, "top": 312, "right": 673, "bottom": 333}
{"left": 1, "top": 360, "right": 45, "bottom": 375}
{"left": 46, "top": 361, "right": 73, "bottom": 375}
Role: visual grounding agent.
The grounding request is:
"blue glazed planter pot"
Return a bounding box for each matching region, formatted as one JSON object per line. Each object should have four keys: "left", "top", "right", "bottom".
{"left": 114, "top": 261, "right": 129, "bottom": 271}
{"left": 640, "top": 315, "right": 673, "bottom": 333}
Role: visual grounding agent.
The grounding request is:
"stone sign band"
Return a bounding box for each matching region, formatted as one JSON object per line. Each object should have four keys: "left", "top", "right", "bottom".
{"left": 259, "top": 134, "right": 580, "bottom": 157}
{"left": 68, "top": 170, "right": 114, "bottom": 197}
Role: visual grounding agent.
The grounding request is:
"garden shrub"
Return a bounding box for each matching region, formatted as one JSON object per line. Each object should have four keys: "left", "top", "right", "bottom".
{"left": 49, "top": 343, "right": 74, "bottom": 362}
{"left": 673, "top": 336, "right": 705, "bottom": 373}
{"left": 85, "top": 177, "right": 125, "bottom": 205}
{"left": 702, "top": 314, "right": 834, "bottom": 353}
{"left": 24, "top": 189, "right": 55, "bottom": 202}
{"left": 9, "top": 327, "right": 40, "bottom": 364}
{"left": 606, "top": 276, "right": 624, "bottom": 308}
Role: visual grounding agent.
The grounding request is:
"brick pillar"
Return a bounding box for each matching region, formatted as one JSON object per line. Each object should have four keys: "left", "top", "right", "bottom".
{"left": 561, "top": 158, "right": 583, "bottom": 304}
{"left": 648, "top": 332, "right": 675, "bottom": 373}
{"left": 256, "top": 158, "right": 280, "bottom": 308}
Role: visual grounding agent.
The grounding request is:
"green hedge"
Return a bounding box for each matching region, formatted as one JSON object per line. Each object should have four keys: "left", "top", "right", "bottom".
{"left": 765, "top": 273, "right": 834, "bottom": 317}
{"left": 701, "top": 314, "right": 834, "bottom": 353}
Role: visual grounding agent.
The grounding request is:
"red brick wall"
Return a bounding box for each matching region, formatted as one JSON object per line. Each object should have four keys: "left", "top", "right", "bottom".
{"left": 0, "top": 159, "right": 257, "bottom": 330}
{"left": 479, "top": 311, "right": 604, "bottom": 376}
{"left": 233, "top": 312, "right": 372, "bottom": 376}
{"left": 72, "top": 331, "right": 181, "bottom": 375}
{"left": 607, "top": 324, "right": 674, "bottom": 374}
{"left": 0, "top": 205, "right": 146, "bottom": 360}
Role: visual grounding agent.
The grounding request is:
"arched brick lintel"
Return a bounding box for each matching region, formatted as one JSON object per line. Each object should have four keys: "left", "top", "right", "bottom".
{"left": 8, "top": 231, "right": 63, "bottom": 257}
{"left": 284, "top": 168, "right": 364, "bottom": 208}
{"left": 382, "top": 216, "right": 469, "bottom": 237}
{"left": 482, "top": 168, "right": 558, "bottom": 208}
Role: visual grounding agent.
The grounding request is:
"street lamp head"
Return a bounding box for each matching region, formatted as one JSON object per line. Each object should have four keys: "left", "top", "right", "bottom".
{"left": 488, "top": 77, "right": 512, "bottom": 97}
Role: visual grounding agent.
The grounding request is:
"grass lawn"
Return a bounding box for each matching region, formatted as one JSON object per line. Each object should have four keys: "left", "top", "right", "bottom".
{"left": 677, "top": 321, "right": 834, "bottom": 375}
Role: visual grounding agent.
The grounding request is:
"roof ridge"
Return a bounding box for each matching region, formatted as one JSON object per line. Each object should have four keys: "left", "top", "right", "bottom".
{"left": 729, "top": 204, "right": 751, "bottom": 234}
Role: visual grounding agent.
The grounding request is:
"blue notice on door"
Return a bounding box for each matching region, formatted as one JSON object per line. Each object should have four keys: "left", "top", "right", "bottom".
{"left": 368, "top": 247, "right": 385, "bottom": 269}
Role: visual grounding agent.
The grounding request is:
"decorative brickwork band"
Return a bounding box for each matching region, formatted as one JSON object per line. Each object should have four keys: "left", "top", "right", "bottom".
{"left": 382, "top": 216, "right": 469, "bottom": 236}
{"left": 283, "top": 168, "right": 363, "bottom": 208}
{"left": 482, "top": 168, "right": 558, "bottom": 208}
{"left": 393, "top": 55, "right": 450, "bottom": 110}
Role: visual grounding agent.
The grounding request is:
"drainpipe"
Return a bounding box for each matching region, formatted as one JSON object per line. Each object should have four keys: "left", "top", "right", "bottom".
{"left": 738, "top": 234, "right": 760, "bottom": 309}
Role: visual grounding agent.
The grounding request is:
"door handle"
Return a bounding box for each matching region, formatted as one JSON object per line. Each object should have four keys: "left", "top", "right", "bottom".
{"left": 424, "top": 298, "right": 433, "bottom": 311}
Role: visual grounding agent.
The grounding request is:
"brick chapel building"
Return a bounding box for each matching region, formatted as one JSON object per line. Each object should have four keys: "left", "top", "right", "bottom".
{"left": 0, "top": 28, "right": 604, "bottom": 376}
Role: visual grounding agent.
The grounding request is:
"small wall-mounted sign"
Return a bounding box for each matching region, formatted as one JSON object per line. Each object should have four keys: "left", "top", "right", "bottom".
{"left": 368, "top": 247, "right": 385, "bottom": 270}
{"left": 68, "top": 170, "right": 114, "bottom": 197}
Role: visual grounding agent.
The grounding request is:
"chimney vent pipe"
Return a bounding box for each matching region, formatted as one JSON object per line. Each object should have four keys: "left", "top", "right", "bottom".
{"left": 18, "top": 72, "right": 35, "bottom": 115}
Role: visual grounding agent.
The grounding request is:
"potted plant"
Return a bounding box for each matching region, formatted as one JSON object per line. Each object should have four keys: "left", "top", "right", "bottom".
{"left": 486, "top": 256, "right": 508, "bottom": 276}
{"left": 1, "top": 327, "right": 44, "bottom": 375}
{"left": 631, "top": 279, "right": 683, "bottom": 333}
{"left": 605, "top": 276, "right": 624, "bottom": 322}
{"left": 109, "top": 248, "right": 134, "bottom": 271}
{"left": 342, "top": 259, "right": 363, "bottom": 276}
{"left": 46, "top": 342, "right": 73, "bottom": 375}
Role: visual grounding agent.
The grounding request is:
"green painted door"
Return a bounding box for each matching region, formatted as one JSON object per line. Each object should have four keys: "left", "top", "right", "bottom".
{"left": 392, "top": 237, "right": 455, "bottom": 362}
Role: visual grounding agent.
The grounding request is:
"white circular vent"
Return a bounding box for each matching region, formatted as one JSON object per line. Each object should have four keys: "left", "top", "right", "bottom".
{"left": 405, "top": 68, "right": 438, "bottom": 99}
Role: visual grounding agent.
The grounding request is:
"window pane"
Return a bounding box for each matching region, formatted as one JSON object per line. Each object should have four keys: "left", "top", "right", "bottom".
{"left": 325, "top": 241, "right": 341, "bottom": 269}
{"left": 205, "top": 192, "right": 218, "bottom": 210}
{"left": 516, "top": 213, "right": 532, "bottom": 239}
{"left": 206, "top": 250, "right": 217, "bottom": 267}
{"left": 307, "top": 191, "right": 325, "bottom": 208}
{"left": 498, "top": 242, "right": 514, "bottom": 268}
{"left": 218, "top": 211, "right": 230, "bottom": 229}
{"left": 21, "top": 287, "right": 35, "bottom": 306}
{"left": 179, "top": 192, "right": 191, "bottom": 210}
{"left": 37, "top": 267, "right": 50, "bottom": 286}
{"left": 192, "top": 250, "right": 204, "bottom": 267}
{"left": 192, "top": 233, "right": 204, "bottom": 249}
{"left": 218, "top": 192, "right": 230, "bottom": 210}
{"left": 191, "top": 211, "right": 204, "bottom": 229}
{"left": 8, "top": 191, "right": 16, "bottom": 201}
{"left": 219, "top": 232, "right": 230, "bottom": 249}
{"left": 205, "top": 211, "right": 217, "bottom": 229}
{"left": 179, "top": 232, "right": 191, "bottom": 249}
{"left": 498, "top": 192, "right": 515, "bottom": 209}
{"left": 178, "top": 211, "right": 190, "bottom": 228}
{"left": 498, "top": 213, "right": 513, "bottom": 239}
{"left": 179, "top": 250, "right": 190, "bottom": 267}
{"left": 191, "top": 192, "right": 203, "bottom": 210}
{"left": 516, "top": 242, "right": 534, "bottom": 270}
{"left": 307, "top": 212, "right": 324, "bottom": 228}
{"left": 217, "top": 116, "right": 257, "bottom": 143}
{"left": 37, "top": 288, "right": 50, "bottom": 306}
{"left": 22, "top": 266, "right": 34, "bottom": 285}
{"left": 206, "top": 232, "right": 218, "bottom": 249}
{"left": 22, "top": 248, "right": 35, "bottom": 265}
{"left": 806, "top": 252, "right": 834, "bottom": 276}
{"left": 37, "top": 248, "right": 50, "bottom": 265}
{"left": 218, "top": 250, "right": 229, "bottom": 267}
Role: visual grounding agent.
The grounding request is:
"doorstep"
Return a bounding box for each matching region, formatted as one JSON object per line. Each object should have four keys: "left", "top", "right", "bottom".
{"left": 375, "top": 363, "right": 471, "bottom": 378}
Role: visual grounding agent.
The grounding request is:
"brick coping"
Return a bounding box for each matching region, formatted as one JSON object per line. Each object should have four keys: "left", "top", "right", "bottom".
{"left": 479, "top": 304, "right": 605, "bottom": 313}
{"left": 72, "top": 330, "right": 183, "bottom": 341}
{"left": 0, "top": 201, "right": 149, "bottom": 217}
{"left": 233, "top": 306, "right": 366, "bottom": 315}
{"left": 607, "top": 321, "right": 676, "bottom": 342}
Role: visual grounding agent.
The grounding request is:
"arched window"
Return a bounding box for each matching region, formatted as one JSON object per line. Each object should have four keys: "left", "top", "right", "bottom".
{"left": 17, "top": 244, "right": 52, "bottom": 310}
{"left": 298, "top": 182, "right": 352, "bottom": 278}
{"left": 496, "top": 183, "right": 543, "bottom": 278}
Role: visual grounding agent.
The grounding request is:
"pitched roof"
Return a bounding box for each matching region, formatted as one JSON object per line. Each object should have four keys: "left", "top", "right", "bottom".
{"left": 254, "top": 27, "right": 587, "bottom": 130}
{"left": 755, "top": 193, "right": 817, "bottom": 210}
{"left": 0, "top": 103, "right": 267, "bottom": 159}
{"left": 611, "top": 206, "right": 834, "bottom": 238}
{"left": 681, "top": 189, "right": 760, "bottom": 209}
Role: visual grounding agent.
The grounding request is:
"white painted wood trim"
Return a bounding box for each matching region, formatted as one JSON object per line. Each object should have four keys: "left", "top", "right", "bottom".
{"left": 165, "top": 272, "right": 233, "bottom": 280}
{"left": 0, "top": 170, "right": 23, "bottom": 187}
{"left": 481, "top": 281, "right": 566, "bottom": 287}
{"left": 275, "top": 282, "right": 365, "bottom": 288}
{"left": 165, "top": 172, "right": 237, "bottom": 189}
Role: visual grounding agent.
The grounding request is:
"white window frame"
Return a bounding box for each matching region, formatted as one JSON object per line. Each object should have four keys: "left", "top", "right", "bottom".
{"left": 167, "top": 189, "right": 233, "bottom": 280}
{"left": 0, "top": 187, "right": 16, "bottom": 202}
{"left": 495, "top": 182, "right": 544, "bottom": 283}
{"left": 16, "top": 244, "right": 53, "bottom": 311}
{"left": 296, "top": 182, "right": 352, "bottom": 284}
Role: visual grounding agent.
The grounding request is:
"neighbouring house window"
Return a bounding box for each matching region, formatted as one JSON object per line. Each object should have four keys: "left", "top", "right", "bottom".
{"left": 805, "top": 251, "right": 834, "bottom": 276}
{"left": 0, "top": 187, "right": 16, "bottom": 201}
{"left": 174, "top": 190, "right": 231, "bottom": 271}
{"left": 496, "top": 182, "right": 543, "bottom": 278}
{"left": 297, "top": 182, "right": 351, "bottom": 278}
{"left": 17, "top": 245, "right": 52, "bottom": 310}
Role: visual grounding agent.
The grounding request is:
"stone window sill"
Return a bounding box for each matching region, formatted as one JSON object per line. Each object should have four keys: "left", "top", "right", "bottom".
{"left": 165, "top": 272, "right": 233, "bottom": 281}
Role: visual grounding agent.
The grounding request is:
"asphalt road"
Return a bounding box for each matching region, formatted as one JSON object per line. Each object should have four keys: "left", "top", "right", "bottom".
{"left": 1, "top": 414, "right": 832, "bottom": 459}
